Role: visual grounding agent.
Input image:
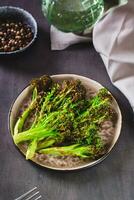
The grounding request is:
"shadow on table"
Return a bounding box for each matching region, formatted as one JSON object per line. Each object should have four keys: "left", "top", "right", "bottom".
{"left": 0, "top": 27, "right": 61, "bottom": 75}
{"left": 0, "top": 26, "right": 94, "bottom": 76}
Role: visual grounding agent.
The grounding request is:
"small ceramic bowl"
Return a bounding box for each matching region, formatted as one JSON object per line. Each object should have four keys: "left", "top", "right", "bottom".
{"left": 9, "top": 74, "right": 122, "bottom": 170}
{"left": 0, "top": 6, "right": 37, "bottom": 55}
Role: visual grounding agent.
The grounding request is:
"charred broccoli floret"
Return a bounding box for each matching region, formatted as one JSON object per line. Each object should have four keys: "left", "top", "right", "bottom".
{"left": 13, "top": 76, "right": 116, "bottom": 160}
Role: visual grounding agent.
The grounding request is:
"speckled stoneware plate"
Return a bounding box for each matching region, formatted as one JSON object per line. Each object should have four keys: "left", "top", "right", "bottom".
{"left": 0, "top": 6, "right": 37, "bottom": 55}
{"left": 9, "top": 74, "right": 122, "bottom": 171}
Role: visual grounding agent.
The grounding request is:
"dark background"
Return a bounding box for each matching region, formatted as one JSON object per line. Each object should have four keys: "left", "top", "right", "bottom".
{"left": 0, "top": 1, "right": 133, "bottom": 200}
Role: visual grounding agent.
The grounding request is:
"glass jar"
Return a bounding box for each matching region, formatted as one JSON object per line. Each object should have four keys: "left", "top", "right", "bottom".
{"left": 42, "top": 0, "right": 104, "bottom": 33}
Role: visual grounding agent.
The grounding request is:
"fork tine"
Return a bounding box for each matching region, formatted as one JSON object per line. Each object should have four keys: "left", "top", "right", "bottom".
{"left": 34, "top": 195, "right": 42, "bottom": 200}
{"left": 14, "top": 187, "right": 37, "bottom": 200}
{"left": 25, "top": 191, "right": 40, "bottom": 200}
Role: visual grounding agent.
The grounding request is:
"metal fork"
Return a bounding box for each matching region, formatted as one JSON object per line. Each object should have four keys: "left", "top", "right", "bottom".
{"left": 14, "top": 186, "right": 42, "bottom": 200}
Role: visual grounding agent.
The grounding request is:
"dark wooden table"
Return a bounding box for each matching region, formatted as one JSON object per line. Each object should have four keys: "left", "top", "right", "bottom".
{"left": 0, "top": 1, "right": 134, "bottom": 200}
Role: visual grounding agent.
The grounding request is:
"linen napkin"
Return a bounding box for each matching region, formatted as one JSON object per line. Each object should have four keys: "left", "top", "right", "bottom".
{"left": 50, "top": 25, "right": 91, "bottom": 50}
{"left": 93, "top": 0, "right": 134, "bottom": 111}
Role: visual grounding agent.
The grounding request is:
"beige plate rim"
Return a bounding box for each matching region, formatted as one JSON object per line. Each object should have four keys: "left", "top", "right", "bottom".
{"left": 8, "top": 74, "right": 122, "bottom": 171}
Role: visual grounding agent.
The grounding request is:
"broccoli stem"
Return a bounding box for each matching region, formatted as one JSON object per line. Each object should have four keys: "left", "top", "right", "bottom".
{"left": 13, "top": 128, "right": 59, "bottom": 144}
{"left": 26, "top": 139, "right": 37, "bottom": 160}
{"left": 14, "top": 98, "right": 37, "bottom": 135}
{"left": 39, "top": 144, "right": 101, "bottom": 158}
{"left": 37, "top": 138, "right": 56, "bottom": 150}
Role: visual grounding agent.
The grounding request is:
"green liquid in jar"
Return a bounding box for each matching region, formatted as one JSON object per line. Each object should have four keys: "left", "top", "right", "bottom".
{"left": 42, "top": 0, "right": 104, "bottom": 33}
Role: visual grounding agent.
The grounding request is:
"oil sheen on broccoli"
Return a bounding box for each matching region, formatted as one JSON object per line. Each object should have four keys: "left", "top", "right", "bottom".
{"left": 13, "top": 75, "right": 116, "bottom": 160}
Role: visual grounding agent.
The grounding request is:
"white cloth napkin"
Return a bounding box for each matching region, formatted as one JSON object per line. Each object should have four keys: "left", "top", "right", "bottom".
{"left": 93, "top": 0, "right": 134, "bottom": 111}
{"left": 50, "top": 0, "right": 134, "bottom": 111}
{"left": 50, "top": 26, "right": 91, "bottom": 50}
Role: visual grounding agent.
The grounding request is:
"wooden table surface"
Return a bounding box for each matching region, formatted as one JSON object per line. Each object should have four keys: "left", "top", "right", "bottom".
{"left": 0, "top": 1, "right": 134, "bottom": 200}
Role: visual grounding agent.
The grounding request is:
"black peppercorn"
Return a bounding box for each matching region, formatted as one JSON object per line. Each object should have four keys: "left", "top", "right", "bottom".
{"left": 0, "top": 20, "right": 33, "bottom": 52}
